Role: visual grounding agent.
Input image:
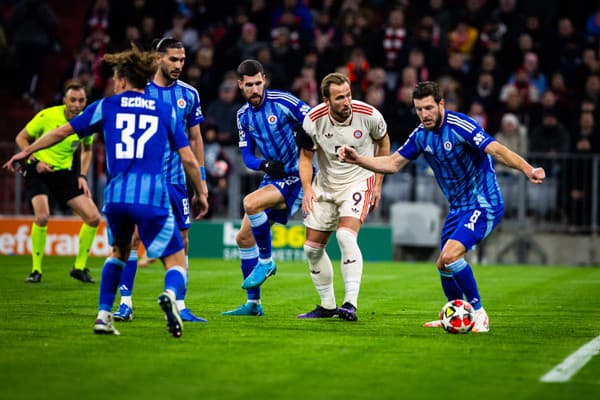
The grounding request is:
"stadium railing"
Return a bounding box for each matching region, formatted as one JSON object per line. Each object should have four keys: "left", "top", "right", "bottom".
{"left": 1, "top": 143, "right": 598, "bottom": 236}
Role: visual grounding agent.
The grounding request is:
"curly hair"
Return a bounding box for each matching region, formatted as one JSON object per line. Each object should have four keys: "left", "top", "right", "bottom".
{"left": 103, "top": 45, "right": 156, "bottom": 90}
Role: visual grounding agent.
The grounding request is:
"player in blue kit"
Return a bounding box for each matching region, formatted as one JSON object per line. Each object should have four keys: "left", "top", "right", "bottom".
{"left": 338, "top": 81, "right": 545, "bottom": 332}
{"left": 221, "top": 59, "right": 310, "bottom": 316}
{"left": 4, "top": 46, "right": 206, "bottom": 338}
{"left": 112, "top": 38, "right": 209, "bottom": 323}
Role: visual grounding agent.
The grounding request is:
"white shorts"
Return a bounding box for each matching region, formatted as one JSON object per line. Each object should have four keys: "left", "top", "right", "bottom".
{"left": 303, "top": 174, "right": 376, "bottom": 232}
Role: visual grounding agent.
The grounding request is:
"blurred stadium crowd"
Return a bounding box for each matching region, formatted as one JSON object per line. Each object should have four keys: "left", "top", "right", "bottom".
{"left": 0, "top": 0, "right": 599, "bottom": 228}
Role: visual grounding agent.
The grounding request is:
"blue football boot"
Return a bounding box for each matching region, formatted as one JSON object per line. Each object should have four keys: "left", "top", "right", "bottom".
{"left": 241, "top": 260, "right": 277, "bottom": 289}
{"left": 113, "top": 303, "right": 133, "bottom": 322}
{"left": 179, "top": 308, "right": 208, "bottom": 322}
{"left": 221, "top": 302, "right": 264, "bottom": 316}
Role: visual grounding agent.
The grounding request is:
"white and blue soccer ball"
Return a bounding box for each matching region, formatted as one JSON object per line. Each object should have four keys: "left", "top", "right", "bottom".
{"left": 439, "top": 299, "right": 475, "bottom": 334}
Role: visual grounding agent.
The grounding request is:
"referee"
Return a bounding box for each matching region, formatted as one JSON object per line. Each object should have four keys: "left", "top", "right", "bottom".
{"left": 15, "top": 81, "right": 101, "bottom": 283}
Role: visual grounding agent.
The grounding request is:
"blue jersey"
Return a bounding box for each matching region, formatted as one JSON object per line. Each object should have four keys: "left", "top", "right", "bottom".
{"left": 145, "top": 80, "right": 204, "bottom": 185}
{"left": 398, "top": 110, "right": 504, "bottom": 212}
{"left": 70, "top": 90, "right": 189, "bottom": 209}
{"left": 237, "top": 89, "right": 310, "bottom": 175}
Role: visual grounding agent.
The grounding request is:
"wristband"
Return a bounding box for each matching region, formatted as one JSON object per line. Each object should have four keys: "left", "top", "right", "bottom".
{"left": 79, "top": 174, "right": 88, "bottom": 181}
{"left": 199, "top": 166, "right": 206, "bottom": 180}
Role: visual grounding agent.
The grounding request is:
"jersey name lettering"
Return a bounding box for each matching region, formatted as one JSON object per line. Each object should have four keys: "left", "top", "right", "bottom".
{"left": 120, "top": 97, "right": 156, "bottom": 110}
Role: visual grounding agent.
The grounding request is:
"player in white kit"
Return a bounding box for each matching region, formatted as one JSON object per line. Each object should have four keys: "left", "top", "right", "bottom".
{"left": 295, "top": 72, "right": 390, "bottom": 321}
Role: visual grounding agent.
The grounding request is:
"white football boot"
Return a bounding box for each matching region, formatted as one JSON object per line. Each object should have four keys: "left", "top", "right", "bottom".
{"left": 472, "top": 307, "right": 489, "bottom": 333}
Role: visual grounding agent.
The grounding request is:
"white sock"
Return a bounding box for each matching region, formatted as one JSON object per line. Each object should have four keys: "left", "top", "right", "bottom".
{"left": 176, "top": 300, "right": 186, "bottom": 311}
{"left": 337, "top": 228, "right": 363, "bottom": 308}
{"left": 121, "top": 295, "right": 132, "bottom": 308}
{"left": 304, "top": 242, "right": 336, "bottom": 309}
{"left": 98, "top": 310, "right": 111, "bottom": 321}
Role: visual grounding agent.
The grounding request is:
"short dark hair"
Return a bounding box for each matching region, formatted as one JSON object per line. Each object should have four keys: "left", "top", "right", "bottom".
{"left": 412, "top": 81, "right": 443, "bottom": 103}
{"left": 152, "top": 37, "right": 184, "bottom": 53}
{"left": 237, "top": 59, "right": 264, "bottom": 79}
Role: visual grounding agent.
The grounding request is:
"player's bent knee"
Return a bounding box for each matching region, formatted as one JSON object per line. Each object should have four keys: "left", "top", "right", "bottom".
{"left": 86, "top": 214, "right": 101, "bottom": 227}
{"left": 163, "top": 249, "right": 186, "bottom": 269}
{"left": 304, "top": 242, "right": 325, "bottom": 263}
{"left": 335, "top": 228, "right": 358, "bottom": 252}
{"left": 236, "top": 230, "right": 254, "bottom": 248}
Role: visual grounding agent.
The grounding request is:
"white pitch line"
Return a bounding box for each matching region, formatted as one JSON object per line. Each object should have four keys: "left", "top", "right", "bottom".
{"left": 540, "top": 335, "right": 600, "bottom": 383}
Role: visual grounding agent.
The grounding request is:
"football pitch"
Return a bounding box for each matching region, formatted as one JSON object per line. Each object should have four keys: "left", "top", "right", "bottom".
{"left": 1, "top": 255, "right": 599, "bottom": 400}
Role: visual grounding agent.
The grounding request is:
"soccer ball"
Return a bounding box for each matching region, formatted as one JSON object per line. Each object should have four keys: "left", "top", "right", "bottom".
{"left": 439, "top": 299, "right": 475, "bottom": 334}
{"left": 213, "top": 160, "right": 229, "bottom": 178}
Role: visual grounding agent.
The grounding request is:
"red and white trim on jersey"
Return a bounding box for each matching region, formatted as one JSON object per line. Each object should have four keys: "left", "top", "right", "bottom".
{"left": 351, "top": 102, "right": 373, "bottom": 116}
{"left": 308, "top": 103, "right": 329, "bottom": 122}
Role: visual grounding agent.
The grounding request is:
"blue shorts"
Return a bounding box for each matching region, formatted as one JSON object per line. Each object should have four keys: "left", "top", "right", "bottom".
{"left": 168, "top": 183, "right": 191, "bottom": 231}
{"left": 103, "top": 203, "right": 184, "bottom": 259}
{"left": 259, "top": 175, "right": 303, "bottom": 225}
{"left": 440, "top": 206, "right": 504, "bottom": 251}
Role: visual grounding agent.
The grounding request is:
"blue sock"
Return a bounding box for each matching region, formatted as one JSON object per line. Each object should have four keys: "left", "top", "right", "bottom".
{"left": 446, "top": 258, "right": 482, "bottom": 311}
{"left": 165, "top": 266, "right": 186, "bottom": 299}
{"left": 240, "top": 246, "right": 260, "bottom": 301}
{"left": 119, "top": 250, "right": 138, "bottom": 297}
{"left": 248, "top": 212, "right": 271, "bottom": 261}
{"left": 98, "top": 258, "right": 126, "bottom": 312}
{"left": 439, "top": 269, "right": 463, "bottom": 301}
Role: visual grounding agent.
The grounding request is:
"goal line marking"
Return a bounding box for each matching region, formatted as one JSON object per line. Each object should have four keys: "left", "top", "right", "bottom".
{"left": 540, "top": 335, "right": 600, "bottom": 383}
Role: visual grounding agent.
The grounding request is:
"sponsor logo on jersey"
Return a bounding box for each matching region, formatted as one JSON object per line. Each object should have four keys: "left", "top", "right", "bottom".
{"left": 351, "top": 207, "right": 360, "bottom": 214}
{"left": 325, "top": 131, "right": 333, "bottom": 138}
{"left": 444, "top": 141, "right": 453, "bottom": 151}
{"left": 177, "top": 98, "right": 186, "bottom": 108}
{"left": 353, "top": 129, "right": 363, "bottom": 139}
{"left": 343, "top": 259, "right": 357, "bottom": 264}
{"left": 267, "top": 114, "right": 277, "bottom": 124}
{"left": 425, "top": 145, "right": 433, "bottom": 154}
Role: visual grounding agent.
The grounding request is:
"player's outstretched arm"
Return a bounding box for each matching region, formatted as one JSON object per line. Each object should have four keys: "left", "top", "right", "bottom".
{"left": 337, "top": 145, "right": 409, "bottom": 174}
{"left": 485, "top": 141, "right": 545, "bottom": 184}
{"left": 3, "top": 124, "right": 74, "bottom": 173}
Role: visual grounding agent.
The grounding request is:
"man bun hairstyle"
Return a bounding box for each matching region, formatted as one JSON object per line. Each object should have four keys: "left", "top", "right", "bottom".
{"left": 103, "top": 44, "right": 156, "bottom": 89}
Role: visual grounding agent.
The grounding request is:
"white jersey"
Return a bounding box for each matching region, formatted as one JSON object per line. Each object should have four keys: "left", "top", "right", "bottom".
{"left": 302, "top": 100, "right": 387, "bottom": 190}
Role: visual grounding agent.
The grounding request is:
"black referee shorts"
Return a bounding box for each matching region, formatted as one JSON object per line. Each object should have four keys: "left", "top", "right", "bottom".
{"left": 23, "top": 163, "right": 84, "bottom": 205}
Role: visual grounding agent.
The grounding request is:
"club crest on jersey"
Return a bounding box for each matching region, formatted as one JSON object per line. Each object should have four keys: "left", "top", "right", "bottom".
{"left": 353, "top": 129, "right": 363, "bottom": 139}
{"left": 177, "top": 98, "right": 186, "bottom": 108}
{"left": 444, "top": 141, "right": 453, "bottom": 151}
{"left": 267, "top": 114, "right": 278, "bottom": 125}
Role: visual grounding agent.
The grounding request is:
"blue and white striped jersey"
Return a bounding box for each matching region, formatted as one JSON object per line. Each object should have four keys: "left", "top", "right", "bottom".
{"left": 237, "top": 89, "right": 310, "bottom": 174}
{"left": 70, "top": 90, "right": 189, "bottom": 209}
{"left": 398, "top": 110, "right": 504, "bottom": 211}
{"left": 145, "top": 80, "right": 204, "bottom": 184}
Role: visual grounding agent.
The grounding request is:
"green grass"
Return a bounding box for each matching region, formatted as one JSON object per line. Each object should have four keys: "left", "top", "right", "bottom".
{"left": 1, "top": 255, "right": 599, "bottom": 400}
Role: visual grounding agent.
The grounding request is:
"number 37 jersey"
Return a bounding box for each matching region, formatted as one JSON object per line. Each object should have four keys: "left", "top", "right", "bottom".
{"left": 69, "top": 90, "right": 189, "bottom": 209}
